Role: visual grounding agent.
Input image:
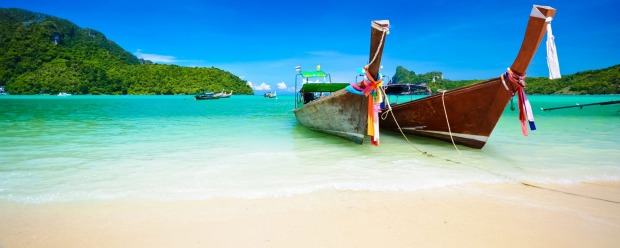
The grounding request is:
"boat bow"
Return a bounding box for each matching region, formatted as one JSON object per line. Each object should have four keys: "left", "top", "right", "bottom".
{"left": 380, "top": 5, "right": 558, "bottom": 149}
{"left": 293, "top": 20, "right": 390, "bottom": 144}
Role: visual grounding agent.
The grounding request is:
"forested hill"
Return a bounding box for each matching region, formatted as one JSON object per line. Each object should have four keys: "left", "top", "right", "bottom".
{"left": 392, "top": 64, "right": 620, "bottom": 95}
{"left": 0, "top": 8, "right": 253, "bottom": 95}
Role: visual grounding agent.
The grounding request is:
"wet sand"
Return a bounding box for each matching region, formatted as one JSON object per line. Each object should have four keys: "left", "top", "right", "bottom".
{"left": 1, "top": 182, "right": 619, "bottom": 248}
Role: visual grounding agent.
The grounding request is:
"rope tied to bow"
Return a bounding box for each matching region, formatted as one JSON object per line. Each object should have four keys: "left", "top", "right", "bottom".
{"left": 344, "top": 22, "right": 389, "bottom": 146}
{"left": 505, "top": 68, "right": 536, "bottom": 136}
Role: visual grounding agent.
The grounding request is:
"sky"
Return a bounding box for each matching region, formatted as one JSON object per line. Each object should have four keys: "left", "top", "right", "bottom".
{"left": 2, "top": 0, "right": 619, "bottom": 94}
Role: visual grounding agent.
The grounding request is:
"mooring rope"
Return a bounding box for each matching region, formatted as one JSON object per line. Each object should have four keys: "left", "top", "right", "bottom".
{"left": 440, "top": 90, "right": 461, "bottom": 153}
{"left": 521, "top": 182, "right": 620, "bottom": 204}
{"left": 378, "top": 87, "right": 618, "bottom": 204}
{"left": 366, "top": 27, "right": 388, "bottom": 69}
{"left": 435, "top": 147, "right": 619, "bottom": 204}
{"left": 379, "top": 87, "right": 431, "bottom": 156}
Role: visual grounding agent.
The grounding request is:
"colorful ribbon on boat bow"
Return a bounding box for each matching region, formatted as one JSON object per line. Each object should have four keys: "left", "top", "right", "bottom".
{"left": 504, "top": 68, "right": 536, "bottom": 136}
{"left": 345, "top": 66, "right": 384, "bottom": 146}
{"left": 344, "top": 21, "right": 389, "bottom": 146}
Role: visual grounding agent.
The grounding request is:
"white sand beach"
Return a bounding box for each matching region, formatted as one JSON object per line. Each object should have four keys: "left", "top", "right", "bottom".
{"left": 1, "top": 181, "right": 619, "bottom": 248}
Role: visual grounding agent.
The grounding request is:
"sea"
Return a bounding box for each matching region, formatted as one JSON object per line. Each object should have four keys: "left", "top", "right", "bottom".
{"left": 1, "top": 94, "right": 619, "bottom": 203}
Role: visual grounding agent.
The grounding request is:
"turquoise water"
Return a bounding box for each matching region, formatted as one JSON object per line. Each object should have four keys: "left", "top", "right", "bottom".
{"left": 1, "top": 94, "right": 619, "bottom": 203}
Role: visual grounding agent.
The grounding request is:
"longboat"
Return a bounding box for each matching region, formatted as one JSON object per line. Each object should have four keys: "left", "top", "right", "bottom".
{"left": 293, "top": 20, "right": 390, "bottom": 144}
{"left": 379, "top": 5, "right": 559, "bottom": 149}
{"left": 194, "top": 91, "right": 220, "bottom": 100}
{"left": 264, "top": 91, "right": 277, "bottom": 98}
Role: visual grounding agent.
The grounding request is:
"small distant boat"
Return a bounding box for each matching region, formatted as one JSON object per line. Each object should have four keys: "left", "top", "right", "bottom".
{"left": 383, "top": 83, "right": 431, "bottom": 96}
{"left": 383, "top": 83, "right": 431, "bottom": 104}
{"left": 194, "top": 92, "right": 220, "bottom": 100}
{"left": 58, "top": 92, "right": 71, "bottom": 96}
{"left": 264, "top": 91, "right": 277, "bottom": 98}
{"left": 0, "top": 86, "right": 6, "bottom": 95}
{"left": 379, "top": 5, "right": 559, "bottom": 149}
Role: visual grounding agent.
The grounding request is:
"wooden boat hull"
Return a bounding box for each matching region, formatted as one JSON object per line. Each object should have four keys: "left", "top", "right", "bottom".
{"left": 380, "top": 77, "right": 510, "bottom": 149}
{"left": 293, "top": 20, "right": 389, "bottom": 145}
{"left": 381, "top": 5, "right": 558, "bottom": 149}
{"left": 294, "top": 89, "right": 368, "bottom": 144}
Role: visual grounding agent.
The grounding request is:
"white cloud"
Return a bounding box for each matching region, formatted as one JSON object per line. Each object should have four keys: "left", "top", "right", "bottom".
{"left": 134, "top": 49, "right": 177, "bottom": 63}
{"left": 247, "top": 81, "right": 271, "bottom": 91}
{"left": 277, "top": 82, "right": 287, "bottom": 89}
{"left": 256, "top": 83, "right": 271, "bottom": 91}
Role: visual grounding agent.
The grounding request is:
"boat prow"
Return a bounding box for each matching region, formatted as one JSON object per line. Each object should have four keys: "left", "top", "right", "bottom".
{"left": 293, "top": 20, "right": 390, "bottom": 144}
{"left": 380, "top": 5, "right": 558, "bottom": 149}
{"left": 382, "top": 79, "right": 514, "bottom": 149}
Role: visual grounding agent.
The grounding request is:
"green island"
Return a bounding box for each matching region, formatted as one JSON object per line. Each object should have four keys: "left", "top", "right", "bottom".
{"left": 1, "top": 8, "right": 618, "bottom": 95}
{"left": 392, "top": 65, "right": 620, "bottom": 95}
{"left": 0, "top": 8, "right": 253, "bottom": 95}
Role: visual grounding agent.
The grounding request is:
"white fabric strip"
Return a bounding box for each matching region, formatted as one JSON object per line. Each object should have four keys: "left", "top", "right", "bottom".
{"left": 523, "top": 92, "right": 535, "bottom": 122}
{"left": 546, "top": 17, "right": 561, "bottom": 79}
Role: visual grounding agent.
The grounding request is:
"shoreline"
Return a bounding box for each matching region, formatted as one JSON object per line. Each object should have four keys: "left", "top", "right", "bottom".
{"left": 1, "top": 181, "right": 619, "bottom": 248}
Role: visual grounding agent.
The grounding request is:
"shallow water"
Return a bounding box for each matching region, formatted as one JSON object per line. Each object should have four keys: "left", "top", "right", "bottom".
{"left": 1, "top": 94, "right": 619, "bottom": 202}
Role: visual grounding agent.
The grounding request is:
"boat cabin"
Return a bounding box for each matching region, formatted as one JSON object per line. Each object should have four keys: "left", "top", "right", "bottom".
{"left": 294, "top": 70, "right": 348, "bottom": 108}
